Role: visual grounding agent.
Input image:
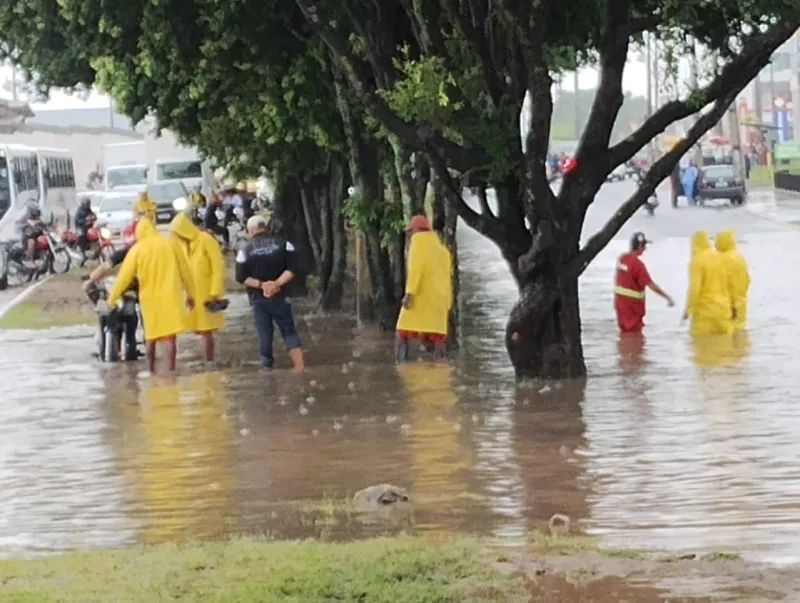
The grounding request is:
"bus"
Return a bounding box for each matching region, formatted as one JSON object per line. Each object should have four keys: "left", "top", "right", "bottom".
{"left": 36, "top": 147, "right": 77, "bottom": 223}
{"left": 0, "top": 144, "right": 41, "bottom": 239}
{"left": 153, "top": 156, "right": 214, "bottom": 196}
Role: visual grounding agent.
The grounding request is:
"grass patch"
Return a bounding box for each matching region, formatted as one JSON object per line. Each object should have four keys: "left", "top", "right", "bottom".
{"left": 0, "top": 536, "right": 528, "bottom": 603}
{"left": 702, "top": 551, "right": 742, "bottom": 562}
{"left": 747, "top": 164, "right": 773, "bottom": 188}
{"left": 0, "top": 270, "right": 95, "bottom": 330}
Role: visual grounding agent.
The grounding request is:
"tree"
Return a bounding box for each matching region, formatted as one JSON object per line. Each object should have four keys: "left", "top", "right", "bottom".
{"left": 293, "top": 0, "right": 799, "bottom": 379}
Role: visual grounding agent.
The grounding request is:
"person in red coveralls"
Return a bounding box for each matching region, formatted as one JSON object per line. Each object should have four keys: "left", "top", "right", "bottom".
{"left": 615, "top": 232, "right": 675, "bottom": 333}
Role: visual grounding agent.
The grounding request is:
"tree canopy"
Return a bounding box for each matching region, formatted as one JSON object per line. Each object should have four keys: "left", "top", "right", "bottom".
{"left": 0, "top": 0, "right": 796, "bottom": 378}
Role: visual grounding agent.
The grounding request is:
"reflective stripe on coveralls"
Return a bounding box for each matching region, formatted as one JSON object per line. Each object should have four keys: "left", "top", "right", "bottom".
{"left": 614, "top": 286, "right": 645, "bottom": 299}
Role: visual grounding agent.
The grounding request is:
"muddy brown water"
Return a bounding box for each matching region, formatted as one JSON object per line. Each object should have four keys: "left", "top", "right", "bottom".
{"left": 0, "top": 183, "right": 799, "bottom": 568}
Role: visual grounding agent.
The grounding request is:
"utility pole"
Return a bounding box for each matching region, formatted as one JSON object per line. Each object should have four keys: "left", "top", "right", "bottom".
{"left": 572, "top": 69, "right": 580, "bottom": 139}
{"left": 727, "top": 102, "right": 744, "bottom": 183}
{"left": 10, "top": 64, "right": 18, "bottom": 102}
{"left": 645, "top": 33, "right": 655, "bottom": 163}
{"left": 790, "top": 29, "right": 800, "bottom": 140}
{"left": 688, "top": 39, "right": 703, "bottom": 164}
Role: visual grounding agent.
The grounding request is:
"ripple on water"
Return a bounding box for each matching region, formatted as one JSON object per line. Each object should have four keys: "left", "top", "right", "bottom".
{"left": 0, "top": 209, "right": 799, "bottom": 562}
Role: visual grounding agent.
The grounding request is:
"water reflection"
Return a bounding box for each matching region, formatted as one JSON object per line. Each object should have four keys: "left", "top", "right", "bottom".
{"left": 399, "top": 363, "right": 472, "bottom": 531}
{"left": 123, "top": 373, "right": 234, "bottom": 545}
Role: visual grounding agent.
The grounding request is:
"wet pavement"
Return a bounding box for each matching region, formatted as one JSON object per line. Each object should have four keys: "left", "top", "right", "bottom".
{"left": 1, "top": 181, "right": 800, "bottom": 565}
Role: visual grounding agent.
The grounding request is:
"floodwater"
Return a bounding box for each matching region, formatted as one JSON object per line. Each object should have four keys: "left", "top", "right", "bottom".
{"left": 1, "top": 183, "right": 799, "bottom": 564}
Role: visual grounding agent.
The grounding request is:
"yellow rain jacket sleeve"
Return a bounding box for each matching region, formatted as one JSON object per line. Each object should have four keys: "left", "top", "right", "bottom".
{"left": 110, "top": 218, "right": 194, "bottom": 341}
{"left": 715, "top": 229, "right": 750, "bottom": 330}
{"left": 685, "top": 230, "right": 734, "bottom": 336}
{"left": 169, "top": 213, "right": 225, "bottom": 332}
{"left": 396, "top": 231, "right": 452, "bottom": 336}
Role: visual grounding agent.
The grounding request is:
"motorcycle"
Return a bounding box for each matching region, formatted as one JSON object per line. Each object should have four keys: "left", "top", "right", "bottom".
{"left": 83, "top": 275, "right": 140, "bottom": 362}
{"left": 643, "top": 193, "right": 659, "bottom": 216}
{"left": 0, "top": 224, "right": 71, "bottom": 287}
{"left": 62, "top": 225, "right": 115, "bottom": 267}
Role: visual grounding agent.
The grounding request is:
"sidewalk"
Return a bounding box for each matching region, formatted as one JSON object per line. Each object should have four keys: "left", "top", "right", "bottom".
{"left": 745, "top": 187, "right": 800, "bottom": 225}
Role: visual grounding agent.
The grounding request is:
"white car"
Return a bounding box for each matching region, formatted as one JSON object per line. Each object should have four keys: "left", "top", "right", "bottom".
{"left": 95, "top": 192, "right": 138, "bottom": 237}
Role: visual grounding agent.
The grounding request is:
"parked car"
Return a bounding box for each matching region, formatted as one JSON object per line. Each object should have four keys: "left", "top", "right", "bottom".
{"left": 147, "top": 181, "right": 188, "bottom": 224}
{"left": 95, "top": 192, "right": 138, "bottom": 237}
{"left": 696, "top": 164, "right": 746, "bottom": 206}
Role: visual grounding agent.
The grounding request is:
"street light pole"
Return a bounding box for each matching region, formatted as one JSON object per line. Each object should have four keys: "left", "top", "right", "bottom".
{"left": 789, "top": 30, "right": 800, "bottom": 140}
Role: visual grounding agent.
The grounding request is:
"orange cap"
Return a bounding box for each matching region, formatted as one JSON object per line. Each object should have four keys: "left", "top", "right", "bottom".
{"left": 405, "top": 215, "right": 431, "bottom": 232}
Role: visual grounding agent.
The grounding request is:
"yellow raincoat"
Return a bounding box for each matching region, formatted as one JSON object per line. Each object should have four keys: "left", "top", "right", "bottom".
{"left": 108, "top": 219, "right": 196, "bottom": 341}
{"left": 715, "top": 229, "right": 750, "bottom": 330}
{"left": 396, "top": 231, "right": 452, "bottom": 336}
{"left": 685, "top": 230, "right": 734, "bottom": 336}
{"left": 169, "top": 213, "right": 226, "bottom": 332}
{"left": 133, "top": 193, "right": 158, "bottom": 222}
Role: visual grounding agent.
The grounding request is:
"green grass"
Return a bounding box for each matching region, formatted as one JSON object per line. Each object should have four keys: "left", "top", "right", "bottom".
{"left": 747, "top": 164, "right": 773, "bottom": 188}
{"left": 0, "top": 537, "right": 528, "bottom": 603}
{"left": 0, "top": 302, "right": 92, "bottom": 329}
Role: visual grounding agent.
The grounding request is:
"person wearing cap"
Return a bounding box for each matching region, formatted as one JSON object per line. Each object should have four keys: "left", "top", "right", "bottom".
{"left": 235, "top": 214, "right": 305, "bottom": 373}
{"left": 614, "top": 231, "right": 675, "bottom": 333}
{"left": 396, "top": 215, "right": 453, "bottom": 361}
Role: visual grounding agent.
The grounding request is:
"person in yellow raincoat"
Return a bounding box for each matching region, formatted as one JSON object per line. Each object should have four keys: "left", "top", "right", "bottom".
{"left": 396, "top": 215, "right": 452, "bottom": 361}
{"left": 682, "top": 230, "right": 735, "bottom": 336}
{"left": 107, "top": 219, "right": 196, "bottom": 373}
{"left": 133, "top": 191, "right": 157, "bottom": 223}
{"left": 169, "top": 213, "right": 226, "bottom": 362}
{"left": 715, "top": 229, "right": 750, "bottom": 330}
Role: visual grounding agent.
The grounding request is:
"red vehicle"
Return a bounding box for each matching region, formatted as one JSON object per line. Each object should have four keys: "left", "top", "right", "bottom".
{"left": 62, "top": 225, "right": 115, "bottom": 266}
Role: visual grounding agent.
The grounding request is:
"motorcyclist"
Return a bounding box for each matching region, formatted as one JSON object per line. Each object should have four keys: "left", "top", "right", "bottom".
{"left": 74, "top": 197, "right": 97, "bottom": 252}
{"left": 15, "top": 201, "right": 44, "bottom": 267}
{"left": 189, "top": 186, "right": 207, "bottom": 209}
{"left": 83, "top": 220, "right": 141, "bottom": 359}
{"left": 203, "top": 193, "right": 230, "bottom": 248}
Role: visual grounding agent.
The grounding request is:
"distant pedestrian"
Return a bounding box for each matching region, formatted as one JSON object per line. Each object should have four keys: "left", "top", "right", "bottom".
{"left": 395, "top": 215, "right": 453, "bottom": 361}
{"left": 614, "top": 232, "right": 675, "bottom": 333}
{"left": 235, "top": 214, "right": 304, "bottom": 372}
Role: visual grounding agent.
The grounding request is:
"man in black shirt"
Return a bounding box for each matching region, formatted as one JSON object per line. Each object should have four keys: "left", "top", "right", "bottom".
{"left": 235, "top": 214, "right": 304, "bottom": 372}
{"left": 203, "top": 193, "right": 229, "bottom": 248}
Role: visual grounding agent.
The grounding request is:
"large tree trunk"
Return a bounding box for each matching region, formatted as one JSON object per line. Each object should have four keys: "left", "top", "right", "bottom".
{"left": 430, "top": 170, "right": 460, "bottom": 347}
{"left": 272, "top": 176, "right": 311, "bottom": 296}
{"left": 390, "top": 135, "right": 423, "bottom": 220}
{"left": 320, "top": 156, "right": 347, "bottom": 310}
{"left": 505, "top": 270, "right": 586, "bottom": 380}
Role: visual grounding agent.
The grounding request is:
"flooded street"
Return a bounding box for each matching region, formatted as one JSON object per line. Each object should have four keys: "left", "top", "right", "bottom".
{"left": 2, "top": 182, "right": 800, "bottom": 565}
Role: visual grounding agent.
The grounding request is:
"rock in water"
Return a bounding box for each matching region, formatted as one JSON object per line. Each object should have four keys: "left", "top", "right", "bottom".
{"left": 354, "top": 484, "right": 410, "bottom": 509}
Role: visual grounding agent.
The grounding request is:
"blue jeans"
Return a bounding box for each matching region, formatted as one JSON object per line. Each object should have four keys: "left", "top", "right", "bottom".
{"left": 252, "top": 297, "right": 301, "bottom": 367}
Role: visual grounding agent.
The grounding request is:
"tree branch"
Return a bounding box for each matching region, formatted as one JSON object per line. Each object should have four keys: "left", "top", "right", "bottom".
{"left": 570, "top": 0, "right": 630, "bottom": 193}
{"left": 497, "top": 0, "right": 555, "bottom": 226}
{"left": 440, "top": 0, "right": 504, "bottom": 108}
{"left": 608, "top": 21, "right": 798, "bottom": 170}
{"left": 294, "top": 0, "right": 490, "bottom": 173}
{"left": 574, "top": 87, "right": 744, "bottom": 274}
{"left": 426, "top": 146, "right": 503, "bottom": 243}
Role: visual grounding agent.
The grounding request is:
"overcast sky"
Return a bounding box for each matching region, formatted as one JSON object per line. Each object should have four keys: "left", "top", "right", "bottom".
{"left": 0, "top": 59, "right": 652, "bottom": 113}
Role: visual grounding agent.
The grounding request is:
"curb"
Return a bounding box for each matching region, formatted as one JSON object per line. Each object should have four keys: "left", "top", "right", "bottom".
{"left": 0, "top": 275, "right": 53, "bottom": 321}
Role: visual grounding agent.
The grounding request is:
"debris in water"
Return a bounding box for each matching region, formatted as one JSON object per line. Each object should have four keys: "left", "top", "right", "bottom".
{"left": 352, "top": 350, "right": 362, "bottom": 359}
{"left": 538, "top": 385, "right": 552, "bottom": 394}
{"left": 348, "top": 382, "right": 356, "bottom": 391}
{"left": 436, "top": 416, "right": 444, "bottom": 422}
{"left": 471, "top": 414, "right": 480, "bottom": 424}
{"left": 306, "top": 396, "right": 316, "bottom": 404}
{"left": 312, "top": 429, "right": 320, "bottom": 436}
{"left": 354, "top": 484, "right": 410, "bottom": 509}
{"left": 239, "top": 428, "right": 250, "bottom": 437}
{"left": 333, "top": 421, "right": 343, "bottom": 432}
{"left": 400, "top": 423, "right": 411, "bottom": 435}
{"left": 386, "top": 414, "right": 398, "bottom": 424}
{"left": 454, "top": 423, "right": 462, "bottom": 432}
{"left": 548, "top": 513, "right": 571, "bottom": 536}
{"left": 342, "top": 363, "right": 349, "bottom": 374}
{"left": 309, "top": 380, "right": 318, "bottom": 387}
{"left": 299, "top": 404, "right": 309, "bottom": 416}
{"left": 559, "top": 445, "right": 570, "bottom": 456}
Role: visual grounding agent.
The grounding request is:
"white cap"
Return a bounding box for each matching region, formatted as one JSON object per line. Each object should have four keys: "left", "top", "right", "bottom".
{"left": 246, "top": 214, "right": 268, "bottom": 232}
